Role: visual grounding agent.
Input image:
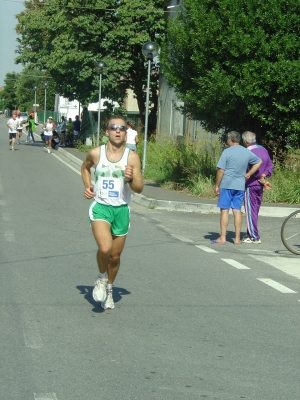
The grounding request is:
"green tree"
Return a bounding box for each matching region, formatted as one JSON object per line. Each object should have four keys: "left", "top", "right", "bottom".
{"left": 15, "top": 67, "right": 57, "bottom": 113}
{"left": 161, "top": 0, "right": 300, "bottom": 147}
{"left": 15, "top": 0, "right": 165, "bottom": 133}
{"left": 2, "top": 73, "right": 20, "bottom": 111}
{"left": 2, "top": 68, "right": 57, "bottom": 114}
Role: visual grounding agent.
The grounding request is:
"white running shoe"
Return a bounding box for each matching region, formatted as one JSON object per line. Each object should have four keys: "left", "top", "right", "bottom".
{"left": 47, "top": 148, "right": 50, "bottom": 153}
{"left": 93, "top": 278, "right": 108, "bottom": 302}
{"left": 101, "top": 290, "right": 115, "bottom": 310}
{"left": 242, "top": 237, "right": 261, "bottom": 244}
{"left": 11, "top": 147, "right": 14, "bottom": 151}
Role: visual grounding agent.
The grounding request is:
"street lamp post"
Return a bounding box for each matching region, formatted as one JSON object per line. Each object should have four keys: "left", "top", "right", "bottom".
{"left": 43, "top": 82, "right": 48, "bottom": 123}
{"left": 1, "top": 98, "right": 4, "bottom": 114}
{"left": 95, "top": 61, "right": 107, "bottom": 147}
{"left": 142, "top": 41, "right": 158, "bottom": 173}
{"left": 33, "top": 86, "right": 38, "bottom": 123}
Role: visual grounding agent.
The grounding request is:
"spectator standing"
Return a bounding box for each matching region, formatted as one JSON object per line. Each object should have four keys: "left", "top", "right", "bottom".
{"left": 66, "top": 117, "right": 73, "bottom": 145}
{"left": 6, "top": 114, "right": 18, "bottom": 151}
{"left": 126, "top": 121, "right": 139, "bottom": 151}
{"left": 242, "top": 131, "right": 273, "bottom": 244}
{"left": 42, "top": 116, "right": 54, "bottom": 153}
{"left": 213, "top": 131, "right": 262, "bottom": 245}
{"left": 73, "top": 115, "right": 81, "bottom": 144}
{"left": 16, "top": 113, "right": 23, "bottom": 144}
{"left": 59, "top": 116, "right": 67, "bottom": 146}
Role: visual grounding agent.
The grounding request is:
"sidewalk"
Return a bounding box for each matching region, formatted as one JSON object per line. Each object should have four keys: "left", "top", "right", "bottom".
{"left": 56, "top": 145, "right": 299, "bottom": 218}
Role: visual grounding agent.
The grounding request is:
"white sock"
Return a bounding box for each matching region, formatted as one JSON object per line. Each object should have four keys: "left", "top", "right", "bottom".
{"left": 107, "top": 284, "right": 113, "bottom": 291}
{"left": 98, "top": 272, "right": 108, "bottom": 280}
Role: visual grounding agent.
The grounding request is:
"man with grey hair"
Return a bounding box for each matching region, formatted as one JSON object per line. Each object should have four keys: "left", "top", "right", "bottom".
{"left": 242, "top": 131, "right": 273, "bottom": 244}
{"left": 213, "top": 131, "right": 262, "bottom": 245}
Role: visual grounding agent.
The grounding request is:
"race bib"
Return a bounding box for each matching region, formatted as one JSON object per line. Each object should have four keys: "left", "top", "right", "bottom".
{"left": 96, "top": 177, "right": 121, "bottom": 199}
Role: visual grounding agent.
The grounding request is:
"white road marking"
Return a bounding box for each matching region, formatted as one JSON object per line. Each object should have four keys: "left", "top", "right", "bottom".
{"left": 222, "top": 258, "right": 250, "bottom": 269}
{"left": 156, "top": 224, "right": 171, "bottom": 232}
{"left": 171, "top": 234, "right": 194, "bottom": 243}
{"left": 34, "top": 394, "right": 58, "bottom": 400}
{"left": 51, "top": 153, "right": 82, "bottom": 176}
{"left": 257, "top": 278, "right": 297, "bottom": 294}
{"left": 51, "top": 152, "right": 95, "bottom": 182}
{"left": 196, "top": 245, "right": 218, "bottom": 253}
{"left": 2, "top": 212, "right": 11, "bottom": 221}
{"left": 141, "top": 217, "right": 152, "bottom": 222}
{"left": 5, "top": 230, "right": 15, "bottom": 242}
{"left": 251, "top": 255, "right": 300, "bottom": 280}
{"left": 22, "top": 319, "right": 42, "bottom": 349}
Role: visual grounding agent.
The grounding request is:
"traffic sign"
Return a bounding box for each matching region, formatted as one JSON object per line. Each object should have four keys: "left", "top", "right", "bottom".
{"left": 33, "top": 104, "right": 39, "bottom": 107}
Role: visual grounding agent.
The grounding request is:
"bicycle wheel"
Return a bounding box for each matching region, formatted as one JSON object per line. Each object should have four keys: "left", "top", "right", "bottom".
{"left": 281, "top": 210, "right": 300, "bottom": 255}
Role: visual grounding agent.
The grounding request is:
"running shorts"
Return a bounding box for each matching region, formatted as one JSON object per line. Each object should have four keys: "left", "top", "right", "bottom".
{"left": 89, "top": 201, "right": 130, "bottom": 236}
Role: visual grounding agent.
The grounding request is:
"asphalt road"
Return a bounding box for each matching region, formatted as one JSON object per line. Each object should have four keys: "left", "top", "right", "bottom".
{"left": 1, "top": 116, "right": 300, "bottom": 400}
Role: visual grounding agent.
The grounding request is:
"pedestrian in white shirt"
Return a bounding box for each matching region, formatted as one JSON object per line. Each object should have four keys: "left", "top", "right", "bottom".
{"left": 126, "top": 121, "right": 139, "bottom": 152}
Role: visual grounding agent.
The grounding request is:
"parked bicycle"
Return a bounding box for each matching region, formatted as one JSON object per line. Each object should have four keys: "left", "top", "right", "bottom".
{"left": 280, "top": 210, "right": 300, "bottom": 255}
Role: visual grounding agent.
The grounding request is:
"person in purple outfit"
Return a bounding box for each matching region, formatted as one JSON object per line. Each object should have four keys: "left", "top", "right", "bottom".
{"left": 242, "top": 131, "right": 273, "bottom": 244}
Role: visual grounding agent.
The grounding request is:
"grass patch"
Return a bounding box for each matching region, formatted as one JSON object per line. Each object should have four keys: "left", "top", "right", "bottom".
{"left": 138, "top": 134, "right": 300, "bottom": 204}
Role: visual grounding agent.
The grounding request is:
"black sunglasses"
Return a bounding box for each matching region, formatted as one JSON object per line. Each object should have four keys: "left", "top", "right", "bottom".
{"left": 109, "top": 125, "right": 126, "bottom": 132}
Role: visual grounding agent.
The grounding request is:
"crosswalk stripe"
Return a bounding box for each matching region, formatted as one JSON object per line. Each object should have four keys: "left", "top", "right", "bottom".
{"left": 222, "top": 259, "right": 250, "bottom": 269}
{"left": 257, "top": 278, "right": 297, "bottom": 293}
{"left": 196, "top": 245, "right": 218, "bottom": 253}
{"left": 251, "top": 255, "right": 300, "bottom": 280}
{"left": 171, "top": 234, "right": 194, "bottom": 243}
{"left": 34, "top": 394, "right": 58, "bottom": 400}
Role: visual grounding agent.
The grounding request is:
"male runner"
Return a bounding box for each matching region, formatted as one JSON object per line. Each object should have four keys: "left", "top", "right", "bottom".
{"left": 81, "top": 116, "right": 143, "bottom": 310}
{"left": 7, "top": 114, "right": 18, "bottom": 151}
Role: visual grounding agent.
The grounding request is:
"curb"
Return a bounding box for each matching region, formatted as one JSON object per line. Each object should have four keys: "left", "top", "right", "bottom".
{"left": 58, "top": 146, "right": 83, "bottom": 167}
{"left": 56, "top": 146, "right": 299, "bottom": 217}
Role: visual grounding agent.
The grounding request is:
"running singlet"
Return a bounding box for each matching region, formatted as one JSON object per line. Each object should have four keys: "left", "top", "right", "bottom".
{"left": 44, "top": 122, "right": 53, "bottom": 136}
{"left": 93, "top": 145, "right": 131, "bottom": 206}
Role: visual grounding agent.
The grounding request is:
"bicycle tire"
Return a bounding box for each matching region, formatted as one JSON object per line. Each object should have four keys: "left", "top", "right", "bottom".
{"left": 281, "top": 210, "right": 300, "bottom": 255}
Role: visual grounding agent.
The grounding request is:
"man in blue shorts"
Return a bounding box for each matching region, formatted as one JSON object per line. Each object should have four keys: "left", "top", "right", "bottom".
{"left": 213, "top": 131, "right": 262, "bottom": 245}
{"left": 81, "top": 116, "right": 143, "bottom": 310}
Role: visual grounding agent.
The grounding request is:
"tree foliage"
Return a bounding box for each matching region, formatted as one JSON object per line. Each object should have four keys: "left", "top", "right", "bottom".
{"left": 15, "top": 0, "right": 165, "bottom": 132}
{"left": 2, "top": 73, "right": 20, "bottom": 111}
{"left": 161, "top": 0, "right": 300, "bottom": 147}
{"left": 2, "top": 68, "right": 57, "bottom": 113}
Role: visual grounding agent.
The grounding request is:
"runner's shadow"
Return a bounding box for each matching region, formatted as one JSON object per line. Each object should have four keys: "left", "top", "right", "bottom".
{"left": 76, "top": 285, "right": 131, "bottom": 313}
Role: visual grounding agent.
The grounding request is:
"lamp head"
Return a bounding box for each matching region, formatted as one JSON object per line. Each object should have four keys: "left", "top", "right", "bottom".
{"left": 33, "top": 86, "right": 37, "bottom": 91}
{"left": 96, "top": 61, "right": 107, "bottom": 73}
{"left": 43, "top": 82, "right": 48, "bottom": 89}
{"left": 142, "top": 42, "right": 158, "bottom": 60}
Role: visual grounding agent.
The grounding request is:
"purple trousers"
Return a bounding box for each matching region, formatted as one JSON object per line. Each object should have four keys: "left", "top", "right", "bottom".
{"left": 244, "top": 185, "right": 263, "bottom": 241}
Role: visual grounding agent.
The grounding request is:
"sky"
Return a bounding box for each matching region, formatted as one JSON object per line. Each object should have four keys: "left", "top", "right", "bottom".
{"left": 0, "top": 0, "right": 25, "bottom": 87}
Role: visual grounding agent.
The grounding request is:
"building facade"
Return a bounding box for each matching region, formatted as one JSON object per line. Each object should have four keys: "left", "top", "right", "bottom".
{"left": 158, "top": 0, "right": 215, "bottom": 142}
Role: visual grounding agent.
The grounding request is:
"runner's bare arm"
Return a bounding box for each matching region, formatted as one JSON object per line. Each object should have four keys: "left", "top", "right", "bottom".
{"left": 81, "top": 148, "right": 99, "bottom": 199}
{"left": 125, "top": 151, "right": 143, "bottom": 194}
